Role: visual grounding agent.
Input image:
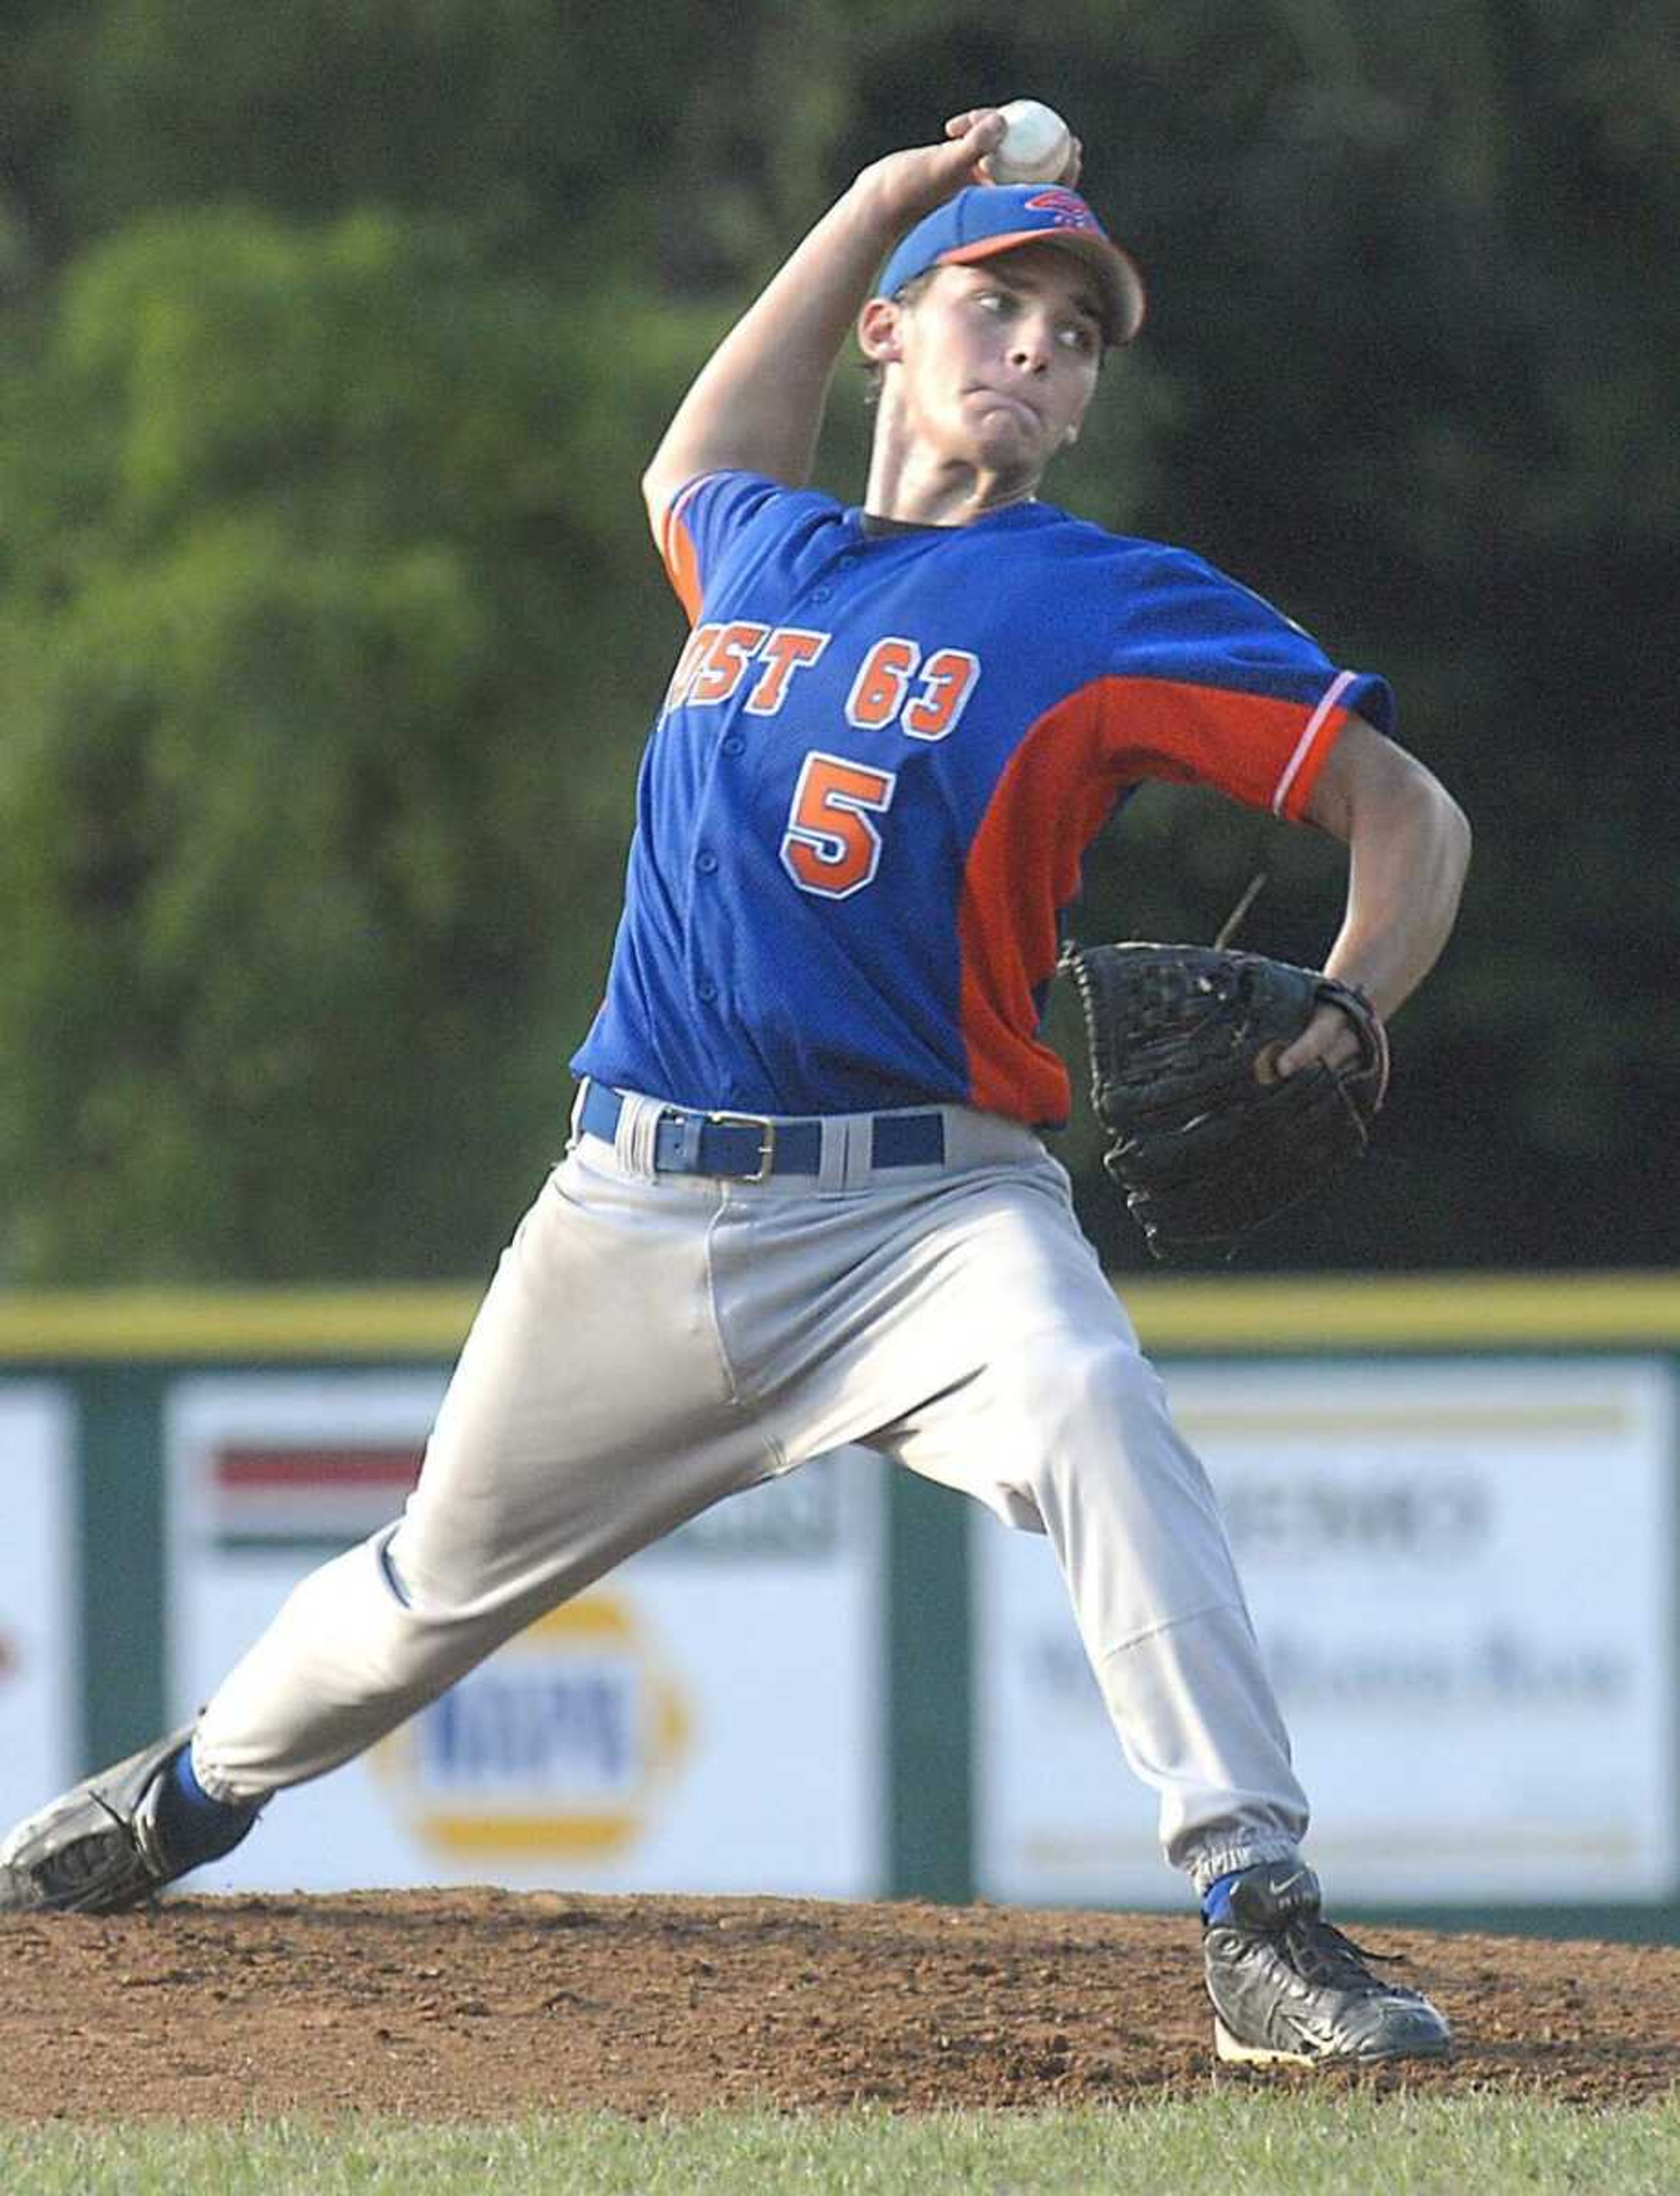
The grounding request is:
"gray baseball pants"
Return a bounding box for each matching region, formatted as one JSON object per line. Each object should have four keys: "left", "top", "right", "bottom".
{"left": 193, "top": 1086, "right": 1308, "bottom": 1891}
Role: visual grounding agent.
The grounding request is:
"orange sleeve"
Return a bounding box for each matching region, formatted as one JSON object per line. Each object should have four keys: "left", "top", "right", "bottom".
{"left": 654, "top": 478, "right": 709, "bottom": 625}
{"left": 1091, "top": 670, "right": 1360, "bottom": 821}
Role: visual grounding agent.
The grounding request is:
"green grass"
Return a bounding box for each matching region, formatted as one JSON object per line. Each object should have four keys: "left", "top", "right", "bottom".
{"left": 4, "top": 2095, "right": 1680, "bottom": 2196}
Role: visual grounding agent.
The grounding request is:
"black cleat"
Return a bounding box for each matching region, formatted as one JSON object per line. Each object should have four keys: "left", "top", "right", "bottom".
{"left": 0, "top": 1727, "right": 199, "bottom": 1914}
{"left": 1203, "top": 1862, "right": 1452, "bottom": 2065}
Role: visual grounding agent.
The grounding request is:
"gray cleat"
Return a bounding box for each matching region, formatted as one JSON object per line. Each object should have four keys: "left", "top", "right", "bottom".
{"left": 1203, "top": 1862, "right": 1452, "bottom": 2065}
{"left": 0, "top": 1726, "right": 199, "bottom": 1915}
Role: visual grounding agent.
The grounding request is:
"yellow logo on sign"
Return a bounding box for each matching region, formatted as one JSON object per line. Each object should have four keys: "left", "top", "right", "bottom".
{"left": 374, "top": 1595, "right": 691, "bottom": 1860}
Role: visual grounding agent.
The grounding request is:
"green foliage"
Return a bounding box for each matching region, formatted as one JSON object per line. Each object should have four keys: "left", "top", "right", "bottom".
{"left": 0, "top": 2, "right": 1674, "bottom": 1275}
{"left": 0, "top": 203, "right": 716, "bottom": 1277}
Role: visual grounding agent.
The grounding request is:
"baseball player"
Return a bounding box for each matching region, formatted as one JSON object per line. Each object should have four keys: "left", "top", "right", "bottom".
{"left": 1, "top": 109, "right": 1470, "bottom": 2066}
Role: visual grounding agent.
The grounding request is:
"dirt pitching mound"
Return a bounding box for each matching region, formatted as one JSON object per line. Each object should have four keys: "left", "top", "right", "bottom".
{"left": 2, "top": 1892, "right": 1674, "bottom": 2121}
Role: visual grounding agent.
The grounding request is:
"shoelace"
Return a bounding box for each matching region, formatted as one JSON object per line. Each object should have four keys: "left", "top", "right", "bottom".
{"left": 1276, "top": 1916, "right": 1401, "bottom": 1993}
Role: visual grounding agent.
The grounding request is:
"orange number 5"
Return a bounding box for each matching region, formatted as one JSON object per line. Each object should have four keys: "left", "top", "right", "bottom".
{"left": 780, "top": 752, "right": 897, "bottom": 899}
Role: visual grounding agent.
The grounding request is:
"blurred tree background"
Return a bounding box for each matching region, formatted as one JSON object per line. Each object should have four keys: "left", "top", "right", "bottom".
{"left": 0, "top": 0, "right": 1673, "bottom": 1282}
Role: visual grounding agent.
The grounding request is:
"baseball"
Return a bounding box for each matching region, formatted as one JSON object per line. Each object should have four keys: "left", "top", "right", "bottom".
{"left": 982, "top": 99, "right": 1074, "bottom": 186}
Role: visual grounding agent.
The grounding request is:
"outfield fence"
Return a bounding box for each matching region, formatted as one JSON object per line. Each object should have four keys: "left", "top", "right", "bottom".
{"left": 2, "top": 1273, "right": 1676, "bottom": 1939}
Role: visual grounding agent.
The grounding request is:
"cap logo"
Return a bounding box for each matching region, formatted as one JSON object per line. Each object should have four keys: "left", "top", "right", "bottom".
{"left": 1023, "top": 189, "right": 1103, "bottom": 234}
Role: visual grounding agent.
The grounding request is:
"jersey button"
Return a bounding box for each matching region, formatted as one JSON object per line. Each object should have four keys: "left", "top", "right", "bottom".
{"left": 696, "top": 978, "right": 718, "bottom": 1003}
{"left": 721, "top": 736, "right": 745, "bottom": 757}
{"left": 808, "top": 587, "right": 831, "bottom": 603}
{"left": 695, "top": 849, "right": 719, "bottom": 874}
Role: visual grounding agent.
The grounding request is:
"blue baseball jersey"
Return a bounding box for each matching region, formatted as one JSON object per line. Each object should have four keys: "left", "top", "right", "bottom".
{"left": 571, "top": 470, "right": 1393, "bottom": 1127}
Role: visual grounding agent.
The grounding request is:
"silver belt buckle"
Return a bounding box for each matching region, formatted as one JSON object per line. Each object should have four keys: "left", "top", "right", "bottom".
{"left": 708, "top": 1110, "right": 777, "bottom": 1183}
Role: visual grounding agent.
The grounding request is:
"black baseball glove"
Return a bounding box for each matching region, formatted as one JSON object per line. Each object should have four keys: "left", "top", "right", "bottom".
{"left": 1061, "top": 941, "right": 1389, "bottom": 1259}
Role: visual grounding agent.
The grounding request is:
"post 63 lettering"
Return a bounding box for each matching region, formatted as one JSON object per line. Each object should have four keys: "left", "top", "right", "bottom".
{"left": 661, "top": 623, "right": 983, "bottom": 899}
{"left": 663, "top": 623, "right": 980, "bottom": 744}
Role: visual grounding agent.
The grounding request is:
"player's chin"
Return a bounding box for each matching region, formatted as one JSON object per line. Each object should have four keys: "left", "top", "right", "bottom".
{"left": 966, "top": 411, "right": 1053, "bottom": 476}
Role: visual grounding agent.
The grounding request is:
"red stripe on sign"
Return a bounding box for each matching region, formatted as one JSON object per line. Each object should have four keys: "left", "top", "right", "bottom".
{"left": 216, "top": 1447, "right": 424, "bottom": 1490}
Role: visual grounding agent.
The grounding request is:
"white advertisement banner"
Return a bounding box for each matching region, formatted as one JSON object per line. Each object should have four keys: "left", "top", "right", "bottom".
{"left": 976, "top": 1358, "right": 1676, "bottom": 1906}
{"left": 165, "top": 1375, "right": 885, "bottom": 1896}
{"left": 0, "top": 1384, "right": 76, "bottom": 1825}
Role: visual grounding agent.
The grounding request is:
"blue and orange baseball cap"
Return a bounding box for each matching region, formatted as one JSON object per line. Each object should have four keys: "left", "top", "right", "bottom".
{"left": 876, "top": 185, "right": 1147, "bottom": 347}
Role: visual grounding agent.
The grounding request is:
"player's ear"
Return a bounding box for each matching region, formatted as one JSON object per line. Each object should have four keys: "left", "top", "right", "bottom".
{"left": 857, "top": 296, "right": 904, "bottom": 366}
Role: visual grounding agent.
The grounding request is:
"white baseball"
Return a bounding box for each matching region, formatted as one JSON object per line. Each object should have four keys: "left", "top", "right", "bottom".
{"left": 982, "top": 100, "right": 1073, "bottom": 186}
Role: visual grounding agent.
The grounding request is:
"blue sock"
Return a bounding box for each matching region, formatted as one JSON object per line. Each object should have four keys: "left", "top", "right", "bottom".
{"left": 1201, "top": 1867, "right": 1246, "bottom": 1925}
{"left": 151, "top": 1745, "right": 259, "bottom": 1868}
